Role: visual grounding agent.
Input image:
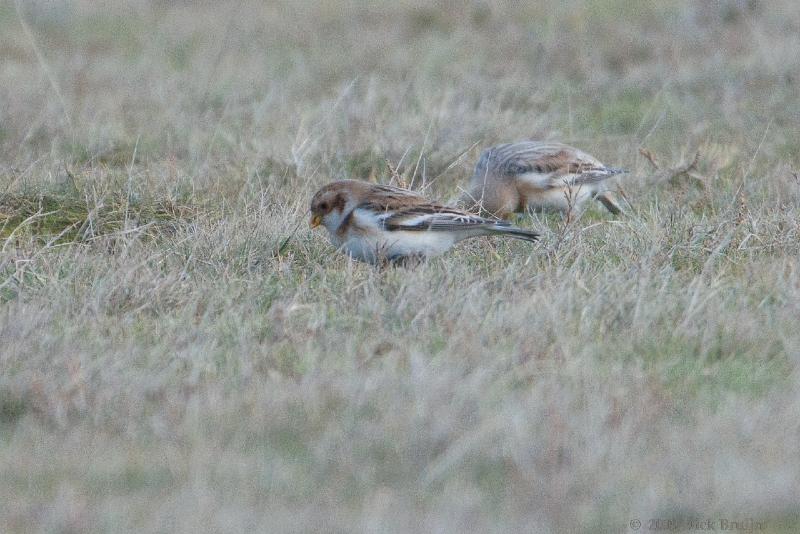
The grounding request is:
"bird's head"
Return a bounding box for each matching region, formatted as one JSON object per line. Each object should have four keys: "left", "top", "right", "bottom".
{"left": 309, "top": 182, "right": 354, "bottom": 232}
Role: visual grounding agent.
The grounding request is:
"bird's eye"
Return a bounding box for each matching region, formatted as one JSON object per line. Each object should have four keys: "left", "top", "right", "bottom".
{"left": 319, "top": 202, "right": 329, "bottom": 211}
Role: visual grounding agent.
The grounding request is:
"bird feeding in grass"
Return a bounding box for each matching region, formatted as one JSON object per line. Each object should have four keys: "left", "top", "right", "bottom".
{"left": 309, "top": 179, "right": 539, "bottom": 264}
{"left": 460, "top": 141, "right": 627, "bottom": 218}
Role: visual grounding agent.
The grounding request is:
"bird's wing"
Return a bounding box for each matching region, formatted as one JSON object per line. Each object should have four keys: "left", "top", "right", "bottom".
{"left": 375, "top": 204, "right": 508, "bottom": 232}
{"left": 483, "top": 142, "right": 624, "bottom": 188}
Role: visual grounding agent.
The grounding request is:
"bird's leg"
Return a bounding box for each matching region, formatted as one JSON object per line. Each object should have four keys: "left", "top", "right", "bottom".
{"left": 595, "top": 192, "right": 623, "bottom": 215}
{"left": 386, "top": 254, "right": 425, "bottom": 268}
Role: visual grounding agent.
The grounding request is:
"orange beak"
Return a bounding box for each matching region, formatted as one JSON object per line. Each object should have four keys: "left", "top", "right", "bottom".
{"left": 310, "top": 214, "right": 322, "bottom": 228}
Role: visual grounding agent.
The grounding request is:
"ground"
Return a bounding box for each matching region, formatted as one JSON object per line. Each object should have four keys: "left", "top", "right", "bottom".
{"left": 1, "top": 1, "right": 800, "bottom": 532}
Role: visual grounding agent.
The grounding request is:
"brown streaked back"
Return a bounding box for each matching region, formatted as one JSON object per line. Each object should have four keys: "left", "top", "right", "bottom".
{"left": 473, "top": 141, "right": 607, "bottom": 181}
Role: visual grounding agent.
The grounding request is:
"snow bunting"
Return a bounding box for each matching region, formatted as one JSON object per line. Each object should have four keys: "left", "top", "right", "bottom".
{"left": 460, "top": 141, "right": 626, "bottom": 218}
{"left": 310, "top": 179, "right": 539, "bottom": 264}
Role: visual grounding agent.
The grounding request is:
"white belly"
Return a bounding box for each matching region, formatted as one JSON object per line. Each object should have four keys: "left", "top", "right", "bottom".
{"left": 335, "top": 231, "right": 456, "bottom": 263}
{"left": 529, "top": 186, "right": 597, "bottom": 211}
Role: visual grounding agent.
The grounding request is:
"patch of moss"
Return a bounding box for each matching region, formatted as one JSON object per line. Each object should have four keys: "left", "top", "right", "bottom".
{"left": 406, "top": 8, "right": 453, "bottom": 36}
{"left": 168, "top": 36, "right": 202, "bottom": 71}
{"left": 63, "top": 138, "right": 160, "bottom": 168}
{"left": 255, "top": 157, "right": 298, "bottom": 185}
{"left": 340, "top": 150, "right": 386, "bottom": 181}
{"left": 473, "top": 458, "right": 512, "bottom": 505}
{"left": 270, "top": 426, "right": 311, "bottom": 463}
{"left": 774, "top": 139, "right": 800, "bottom": 165}
{"left": 0, "top": 3, "right": 14, "bottom": 26}
{"left": 87, "top": 466, "right": 175, "bottom": 495}
{"left": 591, "top": 88, "right": 650, "bottom": 134}
{"left": 630, "top": 334, "right": 790, "bottom": 402}
{"left": 0, "top": 189, "right": 195, "bottom": 243}
{"left": 78, "top": 13, "right": 143, "bottom": 60}
{"left": 0, "top": 195, "right": 89, "bottom": 242}
{"left": 0, "top": 391, "right": 28, "bottom": 425}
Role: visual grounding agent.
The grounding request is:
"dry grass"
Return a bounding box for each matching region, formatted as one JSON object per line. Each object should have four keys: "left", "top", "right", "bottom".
{"left": 2, "top": 1, "right": 800, "bottom": 532}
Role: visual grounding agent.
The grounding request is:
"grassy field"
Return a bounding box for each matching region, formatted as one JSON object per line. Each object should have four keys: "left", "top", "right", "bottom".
{"left": 2, "top": 0, "right": 800, "bottom": 532}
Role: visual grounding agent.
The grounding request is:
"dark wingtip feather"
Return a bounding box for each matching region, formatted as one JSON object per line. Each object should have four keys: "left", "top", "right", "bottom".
{"left": 494, "top": 225, "right": 539, "bottom": 242}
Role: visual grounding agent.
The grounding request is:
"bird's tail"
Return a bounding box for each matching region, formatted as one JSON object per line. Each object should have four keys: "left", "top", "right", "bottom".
{"left": 489, "top": 223, "right": 539, "bottom": 242}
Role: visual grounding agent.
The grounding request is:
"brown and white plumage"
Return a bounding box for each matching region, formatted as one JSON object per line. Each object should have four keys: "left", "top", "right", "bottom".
{"left": 460, "top": 141, "right": 626, "bottom": 218}
{"left": 310, "top": 180, "right": 538, "bottom": 264}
